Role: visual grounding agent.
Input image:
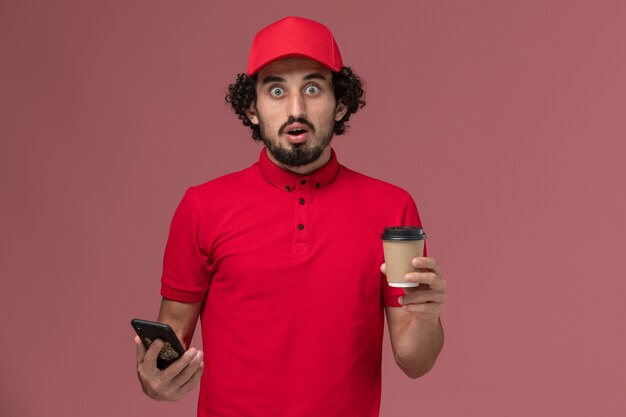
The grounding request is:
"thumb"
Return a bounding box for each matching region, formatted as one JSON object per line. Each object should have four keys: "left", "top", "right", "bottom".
{"left": 135, "top": 335, "right": 146, "bottom": 363}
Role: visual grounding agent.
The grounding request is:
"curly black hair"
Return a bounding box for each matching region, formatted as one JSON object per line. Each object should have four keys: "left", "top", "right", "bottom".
{"left": 225, "top": 67, "right": 366, "bottom": 141}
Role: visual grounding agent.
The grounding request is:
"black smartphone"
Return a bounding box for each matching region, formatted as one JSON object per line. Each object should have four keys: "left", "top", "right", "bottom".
{"left": 131, "top": 318, "right": 186, "bottom": 369}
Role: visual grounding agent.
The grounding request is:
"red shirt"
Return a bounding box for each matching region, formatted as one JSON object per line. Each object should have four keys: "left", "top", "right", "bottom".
{"left": 161, "top": 148, "right": 422, "bottom": 417}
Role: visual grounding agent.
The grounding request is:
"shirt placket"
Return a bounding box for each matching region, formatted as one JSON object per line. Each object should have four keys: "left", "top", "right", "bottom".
{"left": 293, "top": 177, "right": 314, "bottom": 256}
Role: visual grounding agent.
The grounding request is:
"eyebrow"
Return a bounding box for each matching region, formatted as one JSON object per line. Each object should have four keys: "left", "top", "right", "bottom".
{"left": 303, "top": 73, "right": 327, "bottom": 81}
{"left": 261, "top": 75, "right": 285, "bottom": 85}
{"left": 261, "top": 72, "right": 328, "bottom": 85}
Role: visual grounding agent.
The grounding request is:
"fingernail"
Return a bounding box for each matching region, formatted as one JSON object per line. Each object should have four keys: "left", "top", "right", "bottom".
{"left": 188, "top": 348, "right": 198, "bottom": 358}
{"left": 398, "top": 296, "right": 404, "bottom": 305}
{"left": 197, "top": 351, "right": 204, "bottom": 360}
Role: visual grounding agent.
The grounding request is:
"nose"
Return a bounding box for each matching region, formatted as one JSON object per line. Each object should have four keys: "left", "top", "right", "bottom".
{"left": 287, "top": 92, "right": 306, "bottom": 119}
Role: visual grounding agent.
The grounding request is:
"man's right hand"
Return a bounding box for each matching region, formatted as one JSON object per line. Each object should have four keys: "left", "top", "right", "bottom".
{"left": 135, "top": 335, "right": 204, "bottom": 401}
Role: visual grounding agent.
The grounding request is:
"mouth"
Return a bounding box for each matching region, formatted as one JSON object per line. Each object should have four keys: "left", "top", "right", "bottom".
{"left": 283, "top": 124, "right": 310, "bottom": 143}
{"left": 286, "top": 128, "right": 308, "bottom": 136}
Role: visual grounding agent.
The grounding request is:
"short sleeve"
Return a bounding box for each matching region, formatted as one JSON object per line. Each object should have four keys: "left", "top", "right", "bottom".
{"left": 382, "top": 192, "right": 427, "bottom": 307}
{"left": 160, "top": 187, "right": 212, "bottom": 303}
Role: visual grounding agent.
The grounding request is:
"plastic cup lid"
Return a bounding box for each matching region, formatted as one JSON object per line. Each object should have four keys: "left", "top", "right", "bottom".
{"left": 381, "top": 226, "right": 427, "bottom": 241}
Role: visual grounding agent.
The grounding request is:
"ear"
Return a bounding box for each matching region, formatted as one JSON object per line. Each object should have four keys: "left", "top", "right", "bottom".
{"left": 245, "top": 104, "right": 259, "bottom": 125}
{"left": 335, "top": 102, "right": 348, "bottom": 122}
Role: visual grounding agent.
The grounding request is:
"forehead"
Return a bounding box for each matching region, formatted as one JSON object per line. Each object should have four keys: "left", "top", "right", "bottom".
{"left": 257, "top": 57, "right": 332, "bottom": 81}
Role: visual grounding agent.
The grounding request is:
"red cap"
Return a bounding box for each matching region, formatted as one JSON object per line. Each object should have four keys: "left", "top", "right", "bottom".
{"left": 246, "top": 16, "right": 343, "bottom": 75}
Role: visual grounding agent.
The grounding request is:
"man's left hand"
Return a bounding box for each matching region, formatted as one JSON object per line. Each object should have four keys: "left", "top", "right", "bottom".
{"left": 382, "top": 257, "right": 446, "bottom": 322}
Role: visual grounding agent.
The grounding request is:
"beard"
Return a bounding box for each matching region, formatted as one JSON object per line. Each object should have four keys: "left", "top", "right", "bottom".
{"left": 258, "top": 115, "right": 335, "bottom": 168}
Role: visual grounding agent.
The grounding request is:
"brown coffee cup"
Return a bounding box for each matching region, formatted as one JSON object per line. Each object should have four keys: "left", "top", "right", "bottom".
{"left": 381, "top": 226, "right": 427, "bottom": 287}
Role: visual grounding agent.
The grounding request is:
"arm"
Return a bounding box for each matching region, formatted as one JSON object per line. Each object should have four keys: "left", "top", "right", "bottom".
{"left": 157, "top": 298, "right": 202, "bottom": 349}
{"left": 384, "top": 257, "right": 445, "bottom": 378}
{"left": 134, "top": 298, "right": 204, "bottom": 401}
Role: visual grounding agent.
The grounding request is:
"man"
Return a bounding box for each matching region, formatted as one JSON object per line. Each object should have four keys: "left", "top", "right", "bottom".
{"left": 134, "top": 16, "right": 445, "bottom": 417}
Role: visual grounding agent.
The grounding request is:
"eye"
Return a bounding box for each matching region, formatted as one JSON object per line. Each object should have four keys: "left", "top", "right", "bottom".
{"left": 305, "top": 85, "right": 320, "bottom": 95}
{"left": 270, "top": 87, "right": 284, "bottom": 97}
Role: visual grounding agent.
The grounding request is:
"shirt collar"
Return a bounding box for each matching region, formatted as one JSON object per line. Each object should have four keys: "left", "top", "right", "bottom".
{"left": 256, "top": 147, "right": 340, "bottom": 192}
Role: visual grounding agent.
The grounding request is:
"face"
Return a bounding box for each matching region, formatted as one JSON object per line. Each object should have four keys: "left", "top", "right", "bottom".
{"left": 246, "top": 58, "right": 347, "bottom": 168}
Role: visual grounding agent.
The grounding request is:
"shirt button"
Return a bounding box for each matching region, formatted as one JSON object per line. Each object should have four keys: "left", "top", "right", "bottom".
{"left": 285, "top": 185, "right": 291, "bottom": 192}
{"left": 315, "top": 182, "right": 321, "bottom": 188}
{"left": 299, "top": 198, "right": 305, "bottom": 205}
{"left": 300, "top": 179, "right": 306, "bottom": 185}
{"left": 298, "top": 224, "right": 304, "bottom": 230}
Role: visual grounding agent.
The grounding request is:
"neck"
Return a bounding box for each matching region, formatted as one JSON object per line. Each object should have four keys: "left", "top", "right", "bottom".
{"left": 266, "top": 146, "right": 332, "bottom": 175}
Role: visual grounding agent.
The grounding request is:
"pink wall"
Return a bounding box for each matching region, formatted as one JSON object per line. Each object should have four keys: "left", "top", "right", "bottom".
{"left": 2, "top": 1, "right": 625, "bottom": 416}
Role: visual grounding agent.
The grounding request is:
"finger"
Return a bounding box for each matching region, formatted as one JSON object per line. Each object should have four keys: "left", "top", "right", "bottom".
{"left": 412, "top": 257, "right": 441, "bottom": 276}
{"left": 171, "top": 350, "right": 204, "bottom": 388}
{"left": 135, "top": 335, "right": 146, "bottom": 363}
{"left": 380, "top": 263, "right": 386, "bottom": 274}
{"left": 400, "top": 291, "right": 446, "bottom": 306}
{"left": 175, "top": 359, "right": 204, "bottom": 399}
{"left": 404, "top": 271, "right": 444, "bottom": 289}
{"left": 142, "top": 338, "right": 165, "bottom": 368}
{"left": 402, "top": 302, "right": 444, "bottom": 320}
{"left": 157, "top": 349, "right": 202, "bottom": 401}
{"left": 160, "top": 347, "right": 199, "bottom": 380}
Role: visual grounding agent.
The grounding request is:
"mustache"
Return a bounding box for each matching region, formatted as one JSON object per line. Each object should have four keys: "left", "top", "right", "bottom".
{"left": 278, "top": 116, "right": 315, "bottom": 135}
